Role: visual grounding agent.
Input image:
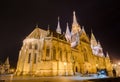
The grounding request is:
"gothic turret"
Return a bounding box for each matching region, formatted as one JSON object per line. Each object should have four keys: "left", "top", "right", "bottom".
{"left": 56, "top": 17, "right": 61, "bottom": 34}
{"left": 71, "top": 11, "right": 81, "bottom": 46}
{"left": 65, "top": 23, "right": 71, "bottom": 42}
{"left": 97, "top": 41, "right": 104, "bottom": 57}
{"left": 47, "top": 25, "right": 50, "bottom": 35}
{"left": 4, "top": 57, "right": 9, "bottom": 65}
{"left": 80, "top": 26, "right": 90, "bottom": 43}
{"left": 91, "top": 31, "right": 98, "bottom": 47}
{"left": 97, "top": 41, "right": 102, "bottom": 47}
{"left": 71, "top": 11, "right": 81, "bottom": 35}
{"left": 81, "top": 26, "right": 86, "bottom": 35}
{"left": 4, "top": 57, "right": 10, "bottom": 73}
{"left": 106, "top": 52, "right": 110, "bottom": 58}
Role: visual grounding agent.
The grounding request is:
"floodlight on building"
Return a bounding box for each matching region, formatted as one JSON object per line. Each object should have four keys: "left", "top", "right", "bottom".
{"left": 64, "top": 62, "right": 67, "bottom": 66}
{"left": 96, "top": 64, "right": 98, "bottom": 67}
{"left": 118, "top": 62, "right": 120, "bottom": 66}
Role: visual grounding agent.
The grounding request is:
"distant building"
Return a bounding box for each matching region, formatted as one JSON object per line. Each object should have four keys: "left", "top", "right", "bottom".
{"left": 0, "top": 57, "right": 10, "bottom": 74}
{"left": 16, "top": 12, "right": 113, "bottom": 76}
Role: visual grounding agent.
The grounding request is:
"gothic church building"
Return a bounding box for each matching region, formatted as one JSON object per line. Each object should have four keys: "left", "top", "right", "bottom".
{"left": 16, "top": 12, "right": 113, "bottom": 76}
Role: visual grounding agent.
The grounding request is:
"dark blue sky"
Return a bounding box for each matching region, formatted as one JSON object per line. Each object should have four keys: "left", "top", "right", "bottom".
{"left": 0, "top": 0, "right": 120, "bottom": 67}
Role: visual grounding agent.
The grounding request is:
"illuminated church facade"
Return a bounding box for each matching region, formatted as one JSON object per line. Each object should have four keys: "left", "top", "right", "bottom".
{"left": 16, "top": 12, "right": 113, "bottom": 76}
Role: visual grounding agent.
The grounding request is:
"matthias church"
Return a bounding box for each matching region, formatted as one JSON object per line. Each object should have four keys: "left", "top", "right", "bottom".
{"left": 16, "top": 11, "right": 113, "bottom": 76}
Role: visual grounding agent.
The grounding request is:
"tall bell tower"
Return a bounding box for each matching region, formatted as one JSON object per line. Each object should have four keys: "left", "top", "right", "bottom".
{"left": 71, "top": 11, "right": 81, "bottom": 47}
{"left": 71, "top": 11, "right": 81, "bottom": 35}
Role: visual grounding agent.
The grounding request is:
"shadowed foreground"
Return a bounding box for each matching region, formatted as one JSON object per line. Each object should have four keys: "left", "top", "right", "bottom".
{"left": 0, "top": 75, "right": 120, "bottom": 82}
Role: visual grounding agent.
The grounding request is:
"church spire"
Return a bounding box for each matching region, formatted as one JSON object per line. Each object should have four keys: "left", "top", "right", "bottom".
{"left": 97, "top": 40, "right": 104, "bottom": 57}
{"left": 97, "top": 40, "right": 102, "bottom": 47}
{"left": 47, "top": 25, "right": 50, "bottom": 35}
{"left": 65, "top": 22, "right": 71, "bottom": 42}
{"left": 91, "top": 31, "right": 97, "bottom": 47}
{"left": 71, "top": 11, "right": 81, "bottom": 35}
{"left": 81, "top": 26, "right": 86, "bottom": 34}
{"left": 48, "top": 25, "right": 50, "bottom": 30}
{"left": 4, "top": 57, "right": 9, "bottom": 65}
{"left": 56, "top": 17, "right": 61, "bottom": 34}
{"left": 73, "top": 11, "right": 78, "bottom": 25}
{"left": 106, "top": 52, "right": 110, "bottom": 58}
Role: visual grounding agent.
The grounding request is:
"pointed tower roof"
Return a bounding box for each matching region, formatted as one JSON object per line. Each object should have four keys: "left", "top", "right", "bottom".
{"left": 65, "top": 23, "right": 71, "bottom": 42}
{"left": 97, "top": 40, "right": 102, "bottom": 47}
{"left": 47, "top": 25, "right": 50, "bottom": 30}
{"left": 91, "top": 31, "right": 98, "bottom": 46}
{"left": 81, "top": 26, "right": 86, "bottom": 34}
{"left": 71, "top": 11, "right": 81, "bottom": 35}
{"left": 4, "top": 57, "right": 9, "bottom": 65}
{"left": 91, "top": 31, "right": 96, "bottom": 41}
{"left": 65, "top": 23, "right": 71, "bottom": 35}
{"left": 47, "top": 25, "right": 50, "bottom": 35}
{"left": 73, "top": 11, "right": 78, "bottom": 25}
{"left": 56, "top": 17, "right": 61, "bottom": 34}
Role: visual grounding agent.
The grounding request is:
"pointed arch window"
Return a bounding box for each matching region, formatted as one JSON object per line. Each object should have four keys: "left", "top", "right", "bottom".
{"left": 46, "top": 47, "right": 50, "bottom": 57}
{"left": 59, "top": 48, "right": 62, "bottom": 61}
{"left": 29, "top": 43, "right": 32, "bottom": 49}
{"left": 28, "top": 53, "right": 31, "bottom": 63}
{"left": 83, "top": 48, "right": 88, "bottom": 62}
{"left": 35, "top": 43, "right": 38, "bottom": 50}
{"left": 34, "top": 53, "right": 37, "bottom": 64}
{"left": 53, "top": 47, "right": 56, "bottom": 60}
{"left": 64, "top": 49, "right": 67, "bottom": 61}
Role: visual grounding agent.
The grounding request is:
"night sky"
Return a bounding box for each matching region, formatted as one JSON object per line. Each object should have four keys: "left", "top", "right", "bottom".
{"left": 0, "top": 0, "right": 120, "bottom": 67}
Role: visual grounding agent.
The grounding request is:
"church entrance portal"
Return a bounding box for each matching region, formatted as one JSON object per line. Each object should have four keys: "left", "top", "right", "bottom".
{"left": 75, "top": 67, "right": 78, "bottom": 72}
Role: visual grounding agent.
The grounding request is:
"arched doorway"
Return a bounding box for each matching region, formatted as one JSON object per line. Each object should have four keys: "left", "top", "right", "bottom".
{"left": 76, "top": 67, "right": 78, "bottom": 72}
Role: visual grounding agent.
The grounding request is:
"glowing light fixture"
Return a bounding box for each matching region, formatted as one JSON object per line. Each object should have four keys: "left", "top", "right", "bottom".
{"left": 64, "top": 62, "right": 67, "bottom": 66}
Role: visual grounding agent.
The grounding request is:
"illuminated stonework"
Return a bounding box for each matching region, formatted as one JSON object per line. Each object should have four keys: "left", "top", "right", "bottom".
{"left": 16, "top": 12, "right": 113, "bottom": 76}
{"left": 0, "top": 57, "right": 10, "bottom": 74}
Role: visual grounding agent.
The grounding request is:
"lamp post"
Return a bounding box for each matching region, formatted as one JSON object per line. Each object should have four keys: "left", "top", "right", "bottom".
{"left": 64, "top": 62, "right": 67, "bottom": 76}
